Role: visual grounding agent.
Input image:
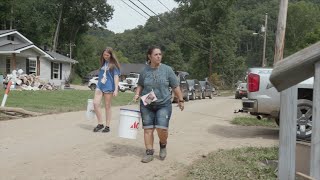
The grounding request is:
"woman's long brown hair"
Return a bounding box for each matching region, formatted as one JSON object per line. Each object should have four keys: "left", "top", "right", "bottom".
{"left": 100, "top": 47, "right": 120, "bottom": 70}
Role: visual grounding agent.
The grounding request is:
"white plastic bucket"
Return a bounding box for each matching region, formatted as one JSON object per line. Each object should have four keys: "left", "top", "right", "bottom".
{"left": 86, "top": 99, "right": 95, "bottom": 120}
{"left": 118, "top": 108, "right": 141, "bottom": 139}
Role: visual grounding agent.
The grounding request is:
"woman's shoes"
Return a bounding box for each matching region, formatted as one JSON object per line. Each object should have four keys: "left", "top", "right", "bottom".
{"left": 93, "top": 125, "right": 110, "bottom": 133}
{"left": 159, "top": 142, "right": 167, "bottom": 160}
{"left": 141, "top": 149, "right": 154, "bottom": 163}
{"left": 93, "top": 124, "right": 104, "bottom": 132}
{"left": 102, "top": 126, "right": 110, "bottom": 133}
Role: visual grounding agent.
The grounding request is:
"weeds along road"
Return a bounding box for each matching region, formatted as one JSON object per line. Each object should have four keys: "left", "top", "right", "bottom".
{"left": 0, "top": 96, "right": 278, "bottom": 180}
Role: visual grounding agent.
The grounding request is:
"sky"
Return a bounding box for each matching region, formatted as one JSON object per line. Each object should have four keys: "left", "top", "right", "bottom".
{"left": 106, "top": 0, "right": 179, "bottom": 33}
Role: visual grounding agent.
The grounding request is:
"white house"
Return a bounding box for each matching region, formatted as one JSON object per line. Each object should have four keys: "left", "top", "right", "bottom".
{"left": 0, "top": 29, "right": 78, "bottom": 85}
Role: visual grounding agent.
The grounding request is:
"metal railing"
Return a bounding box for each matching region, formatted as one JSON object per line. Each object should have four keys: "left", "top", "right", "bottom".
{"left": 270, "top": 41, "right": 320, "bottom": 180}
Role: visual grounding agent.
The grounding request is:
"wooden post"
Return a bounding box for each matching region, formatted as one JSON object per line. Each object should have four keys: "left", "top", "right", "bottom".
{"left": 310, "top": 61, "right": 320, "bottom": 179}
{"left": 278, "top": 86, "right": 297, "bottom": 180}
{"left": 37, "top": 56, "right": 40, "bottom": 76}
{"left": 11, "top": 53, "right": 16, "bottom": 70}
{"left": 274, "top": 0, "right": 288, "bottom": 64}
{"left": 262, "top": 13, "right": 268, "bottom": 67}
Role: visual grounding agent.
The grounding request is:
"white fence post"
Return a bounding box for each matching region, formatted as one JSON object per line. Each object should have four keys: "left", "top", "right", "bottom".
{"left": 278, "top": 86, "right": 297, "bottom": 180}
{"left": 310, "top": 61, "right": 320, "bottom": 179}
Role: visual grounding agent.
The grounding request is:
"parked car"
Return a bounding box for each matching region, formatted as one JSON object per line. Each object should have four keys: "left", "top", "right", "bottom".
{"left": 87, "top": 77, "right": 127, "bottom": 92}
{"left": 242, "top": 67, "right": 314, "bottom": 141}
{"left": 187, "top": 79, "right": 202, "bottom": 100}
{"left": 235, "top": 83, "right": 248, "bottom": 99}
{"left": 82, "top": 70, "right": 99, "bottom": 84}
{"left": 172, "top": 72, "right": 190, "bottom": 102}
{"left": 199, "top": 81, "right": 213, "bottom": 99}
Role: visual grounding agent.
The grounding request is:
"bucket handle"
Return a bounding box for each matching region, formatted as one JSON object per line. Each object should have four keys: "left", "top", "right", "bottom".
{"left": 127, "top": 99, "right": 139, "bottom": 105}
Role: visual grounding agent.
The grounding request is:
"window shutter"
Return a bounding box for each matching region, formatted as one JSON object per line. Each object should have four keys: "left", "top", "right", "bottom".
{"left": 60, "top": 63, "right": 62, "bottom": 80}
{"left": 26, "top": 59, "right": 29, "bottom": 74}
{"left": 51, "top": 62, "right": 53, "bottom": 79}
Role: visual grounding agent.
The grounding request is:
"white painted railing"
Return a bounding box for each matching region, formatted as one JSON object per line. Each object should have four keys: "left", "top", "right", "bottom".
{"left": 270, "top": 41, "right": 320, "bottom": 180}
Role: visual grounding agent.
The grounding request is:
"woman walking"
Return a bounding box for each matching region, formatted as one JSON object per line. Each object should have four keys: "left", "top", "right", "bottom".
{"left": 134, "top": 46, "right": 184, "bottom": 163}
{"left": 93, "top": 47, "right": 121, "bottom": 133}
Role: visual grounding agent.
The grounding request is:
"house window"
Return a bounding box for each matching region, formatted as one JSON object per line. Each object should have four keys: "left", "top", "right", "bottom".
{"left": 6, "top": 58, "right": 10, "bottom": 74}
{"left": 7, "top": 35, "right": 14, "bottom": 41}
{"left": 29, "top": 59, "right": 37, "bottom": 75}
{"left": 53, "top": 63, "right": 60, "bottom": 79}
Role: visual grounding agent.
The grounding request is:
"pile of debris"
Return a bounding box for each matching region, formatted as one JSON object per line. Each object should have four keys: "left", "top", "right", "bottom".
{"left": 4, "top": 70, "right": 59, "bottom": 91}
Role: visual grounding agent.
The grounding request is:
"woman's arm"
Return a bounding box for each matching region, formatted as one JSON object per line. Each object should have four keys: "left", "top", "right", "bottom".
{"left": 173, "top": 86, "right": 184, "bottom": 111}
{"left": 133, "top": 85, "right": 143, "bottom": 101}
{"left": 113, "top": 75, "right": 119, "bottom": 96}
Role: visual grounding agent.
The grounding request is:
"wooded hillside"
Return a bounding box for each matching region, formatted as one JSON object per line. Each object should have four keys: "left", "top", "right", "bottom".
{"left": 1, "top": 0, "right": 320, "bottom": 87}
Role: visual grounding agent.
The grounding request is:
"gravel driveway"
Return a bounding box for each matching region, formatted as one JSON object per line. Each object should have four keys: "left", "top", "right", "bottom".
{"left": 0, "top": 96, "right": 278, "bottom": 180}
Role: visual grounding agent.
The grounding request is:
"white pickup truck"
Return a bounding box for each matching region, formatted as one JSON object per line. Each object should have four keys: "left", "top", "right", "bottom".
{"left": 242, "top": 67, "right": 313, "bottom": 141}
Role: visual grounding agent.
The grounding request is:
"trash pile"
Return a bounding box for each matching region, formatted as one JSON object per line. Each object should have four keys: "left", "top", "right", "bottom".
{"left": 3, "top": 69, "right": 59, "bottom": 91}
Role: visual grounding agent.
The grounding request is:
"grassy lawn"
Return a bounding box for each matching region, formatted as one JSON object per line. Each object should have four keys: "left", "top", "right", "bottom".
{"left": 231, "top": 116, "right": 278, "bottom": 128}
{"left": 0, "top": 90, "right": 134, "bottom": 114}
{"left": 183, "top": 146, "right": 278, "bottom": 180}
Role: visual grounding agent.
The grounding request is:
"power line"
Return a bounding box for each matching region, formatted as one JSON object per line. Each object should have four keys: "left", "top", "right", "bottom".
{"left": 128, "top": 0, "right": 152, "bottom": 17}
{"left": 137, "top": 0, "right": 159, "bottom": 16}
{"left": 114, "top": 0, "right": 145, "bottom": 23}
{"left": 123, "top": 0, "right": 209, "bottom": 53}
{"left": 120, "top": 0, "right": 148, "bottom": 19}
{"left": 157, "top": 0, "right": 171, "bottom": 11}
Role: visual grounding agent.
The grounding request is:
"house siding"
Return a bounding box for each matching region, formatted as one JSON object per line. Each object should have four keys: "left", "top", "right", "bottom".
{"left": 20, "top": 48, "right": 40, "bottom": 57}
{"left": 0, "top": 55, "right": 8, "bottom": 74}
{"left": 39, "top": 60, "right": 71, "bottom": 85}
{"left": 15, "top": 56, "right": 26, "bottom": 72}
{"left": 0, "top": 35, "right": 24, "bottom": 44}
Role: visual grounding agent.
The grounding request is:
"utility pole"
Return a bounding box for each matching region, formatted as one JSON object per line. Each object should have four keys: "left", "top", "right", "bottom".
{"left": 67, "top": 43, "right": 76, "bottom": 58}
{"left": 274, "top": 0, "right": 288, "bottom": 64}
{"left": 209, "top": 42, "right": 213, "bottom": 82}
{"left": 262, "top": 13, "right": 268, "bottom": 67}
{"left": 274, "top": 1, "right": 296, "bottom": 180}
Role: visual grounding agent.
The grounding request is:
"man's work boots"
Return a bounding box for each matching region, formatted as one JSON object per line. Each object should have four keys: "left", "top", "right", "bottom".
{"left": 141, "top": 149, "right": 154, "bottom": 163}
{"left": 159, "top": 142, "right": 167, "bottom": 160}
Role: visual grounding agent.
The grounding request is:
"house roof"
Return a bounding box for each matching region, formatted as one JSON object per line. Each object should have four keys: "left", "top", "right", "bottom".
{"left": 0, "top": 30, "right": 15, "bottom": 35}
{"left": 0, "top": 30, "right": 78, "bottom": 64}
{"left": 46, "top": 51, "right": 78, "bottom": 64}
{"left": 0, "top": 43, "right": 33, "bottom": 51}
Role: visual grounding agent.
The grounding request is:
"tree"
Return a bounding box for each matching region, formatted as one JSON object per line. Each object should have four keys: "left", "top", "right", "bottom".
{"left": 285, "top": 1, "right": 320, "bottom": 55}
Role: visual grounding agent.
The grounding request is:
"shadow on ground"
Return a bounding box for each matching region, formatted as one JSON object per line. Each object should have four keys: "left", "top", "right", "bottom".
{"left": 208, "top": 124, "right": 279, "bottom": 140}
{"left": 77, "top": 123, "right": 94, "bottom": 131}
{"left": 104, "top": 142, "right": 145, "bottom": 158}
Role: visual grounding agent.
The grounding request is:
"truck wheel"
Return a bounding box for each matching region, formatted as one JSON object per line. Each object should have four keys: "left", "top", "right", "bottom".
{"left": 296, "top": 99, "right": 313, "bottom": 141}
{"left": 89, "top": 84, "right": 96, "bottom": 91}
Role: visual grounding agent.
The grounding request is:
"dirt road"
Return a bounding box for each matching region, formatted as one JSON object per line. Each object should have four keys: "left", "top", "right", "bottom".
{"left": 0, "top": 96, "right": 278, "bottom": 180}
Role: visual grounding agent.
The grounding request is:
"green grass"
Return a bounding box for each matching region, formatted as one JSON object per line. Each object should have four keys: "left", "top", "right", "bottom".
{"left": 0, "top": 90, "right": 134, "bottom": 114}
{"left": 183, "top": 146, "right": 278, "bottom": 180}
{"left": 231, "top": 117, "right": 277, "bottom": 128}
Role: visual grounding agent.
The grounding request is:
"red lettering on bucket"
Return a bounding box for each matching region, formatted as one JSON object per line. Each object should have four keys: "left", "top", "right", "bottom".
{"left": 130, "top": 121, "right": 139, "bottom": 129}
